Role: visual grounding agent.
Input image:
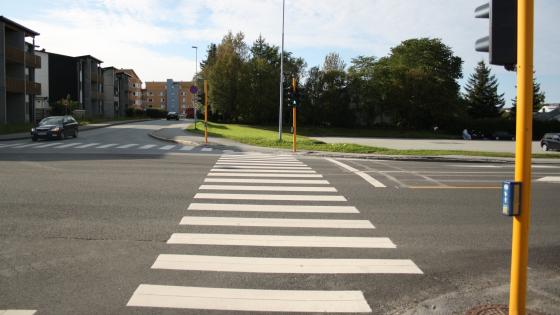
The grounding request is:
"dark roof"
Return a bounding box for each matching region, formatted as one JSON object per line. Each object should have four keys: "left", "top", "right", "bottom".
{"left": 118, "top": 69, "right": 141, "bottom": 81}
{"left": 102, "top": 66, "right": 117, "bottom": 71}
{"left": 0, "top": 16, "right": 39, "bottom": 37}
{"left": 76, "top": 55, "right": 103, "bottom": 64}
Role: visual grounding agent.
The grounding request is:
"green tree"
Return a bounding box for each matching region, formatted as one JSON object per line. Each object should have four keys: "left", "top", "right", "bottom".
{"left": 510, "top": 73, "right": 546, "bottom": 116}
{"left": 463, "top": 60, "right": 505, "bottom": 119}
{"left": 50, "top": 97, "right": 79, "bottom": 115}
{"left": 384, "top": 38, "right": 463, "bottom": 129}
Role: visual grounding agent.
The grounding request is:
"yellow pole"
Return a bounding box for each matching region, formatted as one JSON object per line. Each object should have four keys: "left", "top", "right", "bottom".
{"left": 509, "top": 0, "right": 533, "bottom": 314}
{"left": 204, "top": 80, "right": 208, "bottom": 144}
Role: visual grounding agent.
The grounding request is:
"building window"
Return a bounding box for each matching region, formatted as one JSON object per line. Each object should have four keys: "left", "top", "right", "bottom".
{"left": 148, "top": 98, "right": 153, "bottom": 102}
{"left": 160, "top": 92, "right": 163, "bottom": 96}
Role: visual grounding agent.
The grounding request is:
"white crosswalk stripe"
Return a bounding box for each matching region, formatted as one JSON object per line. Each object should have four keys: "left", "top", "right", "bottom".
{"left": 12, "top": 143, "right": 42, "bottom": 148}
{"left": 96, "top": 143, "right": 118, "bottom": 149}
{"left": 116, "top": 144, "right": 139, "bottom": 149}
{"left": 179, "top": 146, "right": 194, "bottom": 151}
{"left": 54, "top": 142, "right": 82, "bottom": 148}
{"left": 201, "top": 147, "right": 213, "bottom": 152}
{"left": 0, "top": 143, "right": 23, "bottom": 148}
{"left": 0, "top": 310, "right": 37, "bottom": 315}
{"left": 159, "top": 145, "right": 175, "bottom": 150}
{"left": 35, "top": 142, "right": 60, "bottom": 148}
{"left": 138, "top": 144, "right": 157, "bottom": 149}
{"left": 127, "top": 153, "right": 417, "bottom": 313}
{"left": 180, "top": 216, "right": 373, "bottom": 229}
{"left": 75, "top": 143, "right": 101, "bottom": 149}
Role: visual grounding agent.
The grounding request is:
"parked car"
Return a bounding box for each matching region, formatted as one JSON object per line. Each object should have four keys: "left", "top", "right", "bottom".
{"left": 492, "top": 131, "right": 515, "bottom": 140}
{"left": 540, "top": 133, "right": 560, "bottom": 151}
{"left": 166, "top": 111, "right": 179, "bottom": 120}
{"left": 31, "top": 116, "right": 79, "bottom": 141}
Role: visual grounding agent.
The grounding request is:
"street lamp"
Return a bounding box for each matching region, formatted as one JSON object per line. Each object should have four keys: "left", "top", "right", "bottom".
{"left": 278, "top": 0, "right": 285, "bottom": 141}
{"left": 192, "top": 46, "right": 198, "bottom": 126}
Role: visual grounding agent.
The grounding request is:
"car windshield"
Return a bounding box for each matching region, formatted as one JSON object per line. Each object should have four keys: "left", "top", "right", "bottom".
{"left": 39, "top": 117, "right": 63, "bottom": 125}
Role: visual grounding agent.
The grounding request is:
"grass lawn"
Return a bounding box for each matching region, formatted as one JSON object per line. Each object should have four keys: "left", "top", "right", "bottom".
{"left": 0, "top": 123, "right": 33, "bottom": 135}
{"left": 187, "top": 122, "right": 560, "bottom": 159}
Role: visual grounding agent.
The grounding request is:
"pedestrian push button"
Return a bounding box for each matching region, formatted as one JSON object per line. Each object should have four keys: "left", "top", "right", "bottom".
{"left": 502, "top": 181, "right": 521, "bottom": 216}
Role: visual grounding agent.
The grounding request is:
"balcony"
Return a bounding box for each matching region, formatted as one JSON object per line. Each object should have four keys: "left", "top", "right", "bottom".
{"left": 91, "top": 71, "right": 100, "bottom": 82}
{"left": 5, "top": 46, "right": 41, "bottom": 68}
{"left": 91, "top": 91, "right": 103, "bottom": 100}
{"left": 6, "top": 78, "right": 41, "bottom": 95}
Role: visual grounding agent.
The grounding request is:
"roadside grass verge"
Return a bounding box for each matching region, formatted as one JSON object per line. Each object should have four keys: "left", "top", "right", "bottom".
{"left": 78, "top": 116, "right": 146, "bottom": 126}
{"left": 187, "top": 122, "right": 560, "bottom": 159}
{"left": 0, "top": 123, "right": 33, "bottom": 135}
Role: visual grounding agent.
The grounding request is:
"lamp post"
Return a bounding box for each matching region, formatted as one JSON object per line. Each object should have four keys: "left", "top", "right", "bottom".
{"left": 192, "top": 46, "right": 198, "bottom": 127}
{"left": 278, "top": 0, "right": 285, "bottom": 141}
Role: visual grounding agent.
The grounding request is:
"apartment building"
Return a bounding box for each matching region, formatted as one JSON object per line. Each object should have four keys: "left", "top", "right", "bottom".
{"left": 102, "top": 67, "right": 131, "bottom": 118}
{"left": 144, "top": 79, "right": 193, "bottom": 114}
{"left": 34, "top": 51, "right": 104, "bottom": 119}
{"left": 0, "top": 16, "right": 41, "bottom": 124}
{"left": 118, "top": 69, "right": 142, "bottom": 109}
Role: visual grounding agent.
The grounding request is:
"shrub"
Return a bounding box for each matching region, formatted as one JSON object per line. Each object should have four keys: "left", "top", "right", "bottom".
{"left": 145, "top": 108, "right": 167, "bottom": 118}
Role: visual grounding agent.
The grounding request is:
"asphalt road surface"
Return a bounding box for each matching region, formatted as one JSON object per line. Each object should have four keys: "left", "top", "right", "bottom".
{"left": 1, "top": 120, "right": 559, "bottom": 315}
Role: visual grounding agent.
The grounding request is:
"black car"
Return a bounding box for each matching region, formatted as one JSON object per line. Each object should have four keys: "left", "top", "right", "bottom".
{"left": 540, "top": 133, "right": 560, "bottom": 151}
{"left": 492, "top": 131, "right": 515, "bottom": 140}
{"left": 31, "top": 116, "right": 79, "bottom": 141}
{"left": 166, "top": 112, "right": 179, "bottom": 120}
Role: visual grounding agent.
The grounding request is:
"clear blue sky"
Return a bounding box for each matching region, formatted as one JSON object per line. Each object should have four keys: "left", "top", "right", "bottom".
{"left": 4, "top": 0, "right": 559, "bottom": 106}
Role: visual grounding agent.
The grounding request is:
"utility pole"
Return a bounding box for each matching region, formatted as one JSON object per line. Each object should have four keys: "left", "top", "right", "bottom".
{"left": 192, "top": 46, "right": 198, "bottom": 128}
{"left": 204, "top": 79, "right": 208, "bottom": 144}
{"left": 509, "top": 1, "right": 534, "bottom": 314}
{"left": 278, "top": 0, "right": 285, "bottom": 141}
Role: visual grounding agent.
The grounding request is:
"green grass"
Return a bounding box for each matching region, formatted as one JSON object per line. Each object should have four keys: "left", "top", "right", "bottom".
{"left": 0, "top": 123, "right": 33, "bottom": 135}
{"left": 187, "top": 122, "right": 560, "bottom": 159}
{"left": 78, "top": 116, "right": 146, "bottom": 126}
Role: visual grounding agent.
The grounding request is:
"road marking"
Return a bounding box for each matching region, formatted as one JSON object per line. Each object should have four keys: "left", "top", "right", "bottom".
{"left": 326, "top": 158, "right": 386, "bottom": 188}
{"left": 12, "top": 143, "right": 42, "bottom": 148}
{"left": 127, "top": 284, "right": 371, "bottom": 313}
{"left": 215, "top": 164, "right": 310, "bottom": 169}
{"left": 54, "top": 142, "right": 82, "bottom": 148}
{"left": 96, "top": 143, "right": 118, "bottom": 149}
{"left": 223, "top": 150, "right": 234, "bottom": 153}
{"left": 0, "top": 311, "right": 37, "bottom": 315}
{"left": 0, "top": 143, "right": 23, "bottom": 148}
{"left": 199, "top": 185, "right": 336, "bottom": 192}
{"left": 152, "top": 255, "right": 421, "bottom": 274}
{"left": 194, "top": 193, "right": 346, "bottom": 202}
{"left": 180, "top": 216, "right": 373, "bottom": 229}
{"left": 75, "top": 143, "right": 101, "bottom": 148}
{"left": 537, "top": 176, "right": 560, "bottom": 183}
{"left": 188, "top": 203, "right": 359, "bottom": 213}
{"left": 201, "top": 147, "right": 212, "bottom": 152}
{"left": 408, "top": 186, "right": 501, "bottom": 189}
{"left": 35, "top": 142, "right": 60, "bottom": 148}
{"left": 211, "top": 169, "right": 316, "bottom": 173}
{"left": 216, "top": 162, "right": 306, "bottom": 167}
{"left": 180, "top": 146, "right": 194, "bottom": 151}
{"left": 208, "top": 173, "right": 323, "bottom": 178}
{"left": 167, "top": 233, "right": 395, "bottom": 248}
{"left": 448, "top": 164, "right": 503, "bottom": 168}
{"left": 116, "top": 144, "right": 139, "bottom": 149}
{"left": 139, "top": 144, "right": 157, "bottom": 149}
{"left": 218, "top": 159, "right": 301, "bottom": 164}
{"left": 204, "top": 178, "right": 330, "bottom": 184}
{"left": 159, "top": 145, "right": 175, "bottom": 150}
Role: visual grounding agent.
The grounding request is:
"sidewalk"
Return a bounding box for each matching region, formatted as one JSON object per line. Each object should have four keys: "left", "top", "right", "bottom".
{"left": 149, "top": 124, "right": 560, "bottom": 164}
{"left": 0, "top": 119, "right": 151, "bottom": 141}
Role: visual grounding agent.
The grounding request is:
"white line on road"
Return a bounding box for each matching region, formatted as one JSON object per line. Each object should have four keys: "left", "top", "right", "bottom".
{"left": 210, "top": 169, "right": 316, "bottom": 174}
{"left": 54, "top": 142, "right": 82, "bottom": 148}
{"left": 0, "top": 310, "right": 37, "bottom": 315}
{"left": 194, "top": 193, "right": 346, "bottom": 202}
{"left": 167, "top": 233, "right": 395, "bottom": 248}
{"left": 152, "top": 255, "right": 421, "bottom": 274}
{"left": 216, "top": 162, "right": 306, "bottom": 167}
{"left": 127, "top": 284, "right": 372, "bottom": 313}
{"left": 537, "top": 176, "right": 560, "bottom": 183}
{"left": 182, "top": 215, "right": 372, "bottom": 228}
{"left": 188, "top": 203, "right": 359, "bottom": 213}
{"left": 116, "top": 144, "right": 139, "bottom": 149}
{"left": 180, "top": 216, "right": 373, "bottom": 229}
{"left": 201, "top": 147, "right": 212, "bottom": 152}
{"left": 75, "top": 143, "right": 101, "bottom": 149}
{"left": 138, "top": 144, "right": 157, "bottom": 149}
{"left": 180, "top": 146, "right": 194, "bottom": 151}
{"left": 199, "top": 185, "right": 336, "bottom": 192}
{"left": 204, "top": 178, "right": 330, "bottom": 184}
{"left": 35, "top": 142, "right": 61, "bottom": 148}
{"left": 326, "top": 158, "right": 386, "bottom": 188}
{"left": 96, "top": 143, "right": 118, "bottom": 149}
{"left": 159, "top": 145, "right": 175, "bottom": 150}
{"left": 11, "top": 143, "right": 42, "bottom": 148}
{"left": 214, "top": 165, "right": 310, "bottom": 169}
{"left": 208, "top": 173, "right": 323, "bottom": 178}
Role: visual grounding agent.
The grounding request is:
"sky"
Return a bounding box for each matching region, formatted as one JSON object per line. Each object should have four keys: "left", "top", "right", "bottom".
{"left": 3, "top": 0, "right": 559, "bottom": 106}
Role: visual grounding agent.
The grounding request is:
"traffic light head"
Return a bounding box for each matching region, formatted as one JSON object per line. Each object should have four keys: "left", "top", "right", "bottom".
{"left": 197, "top": 93, "right": 204, "bottom": 103}
{"left": 475, "top": 0, "right": 517, "bottom": 69}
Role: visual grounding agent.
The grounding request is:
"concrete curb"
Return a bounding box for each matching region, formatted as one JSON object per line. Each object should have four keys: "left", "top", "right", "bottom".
{"left": 148, "top": 130, "right": 200, "bottom": 146}
{"left": 0, "top": 119, "right": 153, "bottom": 141}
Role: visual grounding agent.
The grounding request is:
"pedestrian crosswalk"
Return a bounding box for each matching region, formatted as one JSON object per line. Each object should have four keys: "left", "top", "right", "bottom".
{"left": 0, "top": 141, "right": 222, "bottom": 153}
{"left": 127, "top": 153, "right": 422, "bottom": 313}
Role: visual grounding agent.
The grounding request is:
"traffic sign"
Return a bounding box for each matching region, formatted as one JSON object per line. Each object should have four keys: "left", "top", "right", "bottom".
{"left": 189, "top": 86, "right": 198, "bottom": 94}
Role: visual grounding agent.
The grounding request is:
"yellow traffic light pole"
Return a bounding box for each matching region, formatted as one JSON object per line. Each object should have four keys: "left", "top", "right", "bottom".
{"left": 509, "top": 0, "right": 534, "bottom": 314}
{"left": 204, "top": 80, "right": 209, "bottom": 144}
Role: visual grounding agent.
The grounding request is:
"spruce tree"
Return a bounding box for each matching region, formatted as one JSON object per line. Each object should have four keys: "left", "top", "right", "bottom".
{"left": 510, "top": 73, "right": 546, "bottom": 116}
{"left": 464, "top": 60, "right": 505, "bottom": 119}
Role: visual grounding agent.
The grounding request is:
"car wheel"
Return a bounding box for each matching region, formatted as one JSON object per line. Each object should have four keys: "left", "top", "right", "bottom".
{"left": 542, "top": 144, "right": 549, "bottom": 151}
{"left": 73, "top": 129, "right": 78, "bottom": 138}
{"left": 32, "top": 136, "right": 38, "bottom": 142}
{"left": 59, "top": 131, "right": 65, "bottom": 140}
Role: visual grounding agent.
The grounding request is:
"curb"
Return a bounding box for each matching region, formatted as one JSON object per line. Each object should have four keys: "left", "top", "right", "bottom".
{"left": 0, "top": 119, "right": 153, "bottom": 141}
{"left": 148, "top": 130, "right": 200, "bottom": 146}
